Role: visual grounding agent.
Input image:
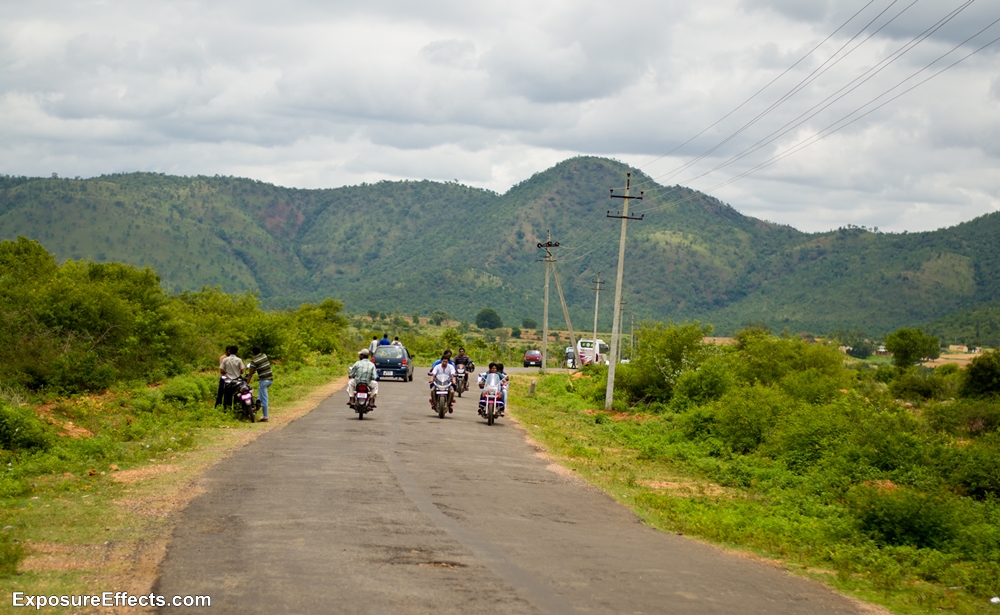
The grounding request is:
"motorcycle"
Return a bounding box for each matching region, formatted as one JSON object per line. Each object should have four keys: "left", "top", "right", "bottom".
{"left": 353, "top": 381, "right": 375, "bottom": 419}
{"left": 225, "top": 377, "right": 259, "bottom": 422}
{"left": 455, "top": 364, "right": 467, "bottom": 397}
{"left": 478, "top": 372, "right": 505, "bottom": 426}
{"left": 432, "top": 372, "right": 453, "bottom": 418}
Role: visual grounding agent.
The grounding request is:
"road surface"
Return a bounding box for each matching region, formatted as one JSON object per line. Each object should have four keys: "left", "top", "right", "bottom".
{"left": 154, "top": 369, "right": 869, "bottom": 614}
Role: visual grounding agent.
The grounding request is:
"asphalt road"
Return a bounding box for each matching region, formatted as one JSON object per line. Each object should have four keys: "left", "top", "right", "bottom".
{"left": 154, "top": 369, "right": 869, "bottom": 614}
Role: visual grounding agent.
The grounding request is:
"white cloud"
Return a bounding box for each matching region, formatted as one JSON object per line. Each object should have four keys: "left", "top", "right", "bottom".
{"left": 0, "top": 0, "right": 997, "bottom": 232}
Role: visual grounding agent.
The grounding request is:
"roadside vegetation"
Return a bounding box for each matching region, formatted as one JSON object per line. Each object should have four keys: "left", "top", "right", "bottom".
{"left": 0, "top": 237, "right": 353, "bottom": 592}
{"left": 511, "top": 322, "right": 1000, "bottom": 615}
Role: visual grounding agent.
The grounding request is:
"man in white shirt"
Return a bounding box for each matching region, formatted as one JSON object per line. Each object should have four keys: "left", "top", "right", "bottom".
{"left": 428, "top": 354, "right": 457, "bottom": 413}
{"left": 219, "top": 345, "right": 246, "bottom": 409}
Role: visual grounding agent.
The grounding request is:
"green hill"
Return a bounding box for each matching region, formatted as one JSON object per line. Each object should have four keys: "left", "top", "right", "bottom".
{"left": 2, "top": 157, "right": 999, "bottom": 335}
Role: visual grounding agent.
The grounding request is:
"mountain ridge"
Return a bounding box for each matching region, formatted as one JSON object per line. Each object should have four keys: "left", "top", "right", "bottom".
{"left": 2, "top": 156, "right": 999, "bottom": 335}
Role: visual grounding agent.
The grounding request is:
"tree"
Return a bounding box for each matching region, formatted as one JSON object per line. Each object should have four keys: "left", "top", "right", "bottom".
{"left": 884, "top": 328, "right": 940, "bottom": 368}
{"left": 429, "top": 310, "right": 450, "bottom": 326}
{"left": 961, "top": 351, "right": 1000, "bottom": 398}
{"left": 411, "top": 312, "right": 420, "bottom": 325}
{"left": 367, "top": 309, "right": 379, "bottom": 321}
{"left": 522, "top": 318, "right": 537, "bottom": 329}
{"left": 441, "top": 327, "right": 464, "bottom": 350}
{"left": 511, "top": 326, "right": 522, "bottom": 339}
{"left": 476, "top": 308, "right": 503, "bottom": 330}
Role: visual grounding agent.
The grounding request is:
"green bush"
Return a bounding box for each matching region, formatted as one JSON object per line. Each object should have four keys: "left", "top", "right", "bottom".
{"left": 779, "top": 368, "right": 846, "bottom": 404}
{"left": 709, "top": 385, "right": 798, "bottom": 454}
{"left": 0, "top": 532, "right": 25, "bottom": 577}
{"left": 924, "top": 399, "right": 1000, "bottom": 436}
{"left": 162, "top": 375, "right": 214, "bottom": 404}
{"left": 889, "top": 369, "right": 949, "bottom": 401}
{"left": 961, "top": 351, "right": 1000, "bottom": 398}
{"left": 765, "top": 400, "right": 851, "bottom": 471}
{"left": 849, "top": 486, "right": 958, "bottom": 549}
{"left": 0, "top": 402, "right": 52, "bottom": 452}
{"left": 935, "top": 436, "right": 1000, "bottom": 499}
{"left": 672, "top": 355, "right": 733, "bottom": 408}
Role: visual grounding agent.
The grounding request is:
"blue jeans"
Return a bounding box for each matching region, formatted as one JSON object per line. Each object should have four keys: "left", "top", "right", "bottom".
{"left": 258, "top": 379, "right": 273, "bottom": 419}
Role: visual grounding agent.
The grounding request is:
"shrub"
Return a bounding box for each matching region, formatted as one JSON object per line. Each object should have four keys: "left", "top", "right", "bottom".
{"left": 935, "top": 435, "right": 1000, "bottom": 499}
{"left": 0, "top": 402, "right": 52, "bottom": 452}
{"left": 672, "top": 355, "right": 733, "bottom": 408}
{"left": 710, "top": 385, "right": 798, "bottom": 454}
{"left": 889, "top": 369, "right": 949, "bottom": 401}
{"left": 849, "top": 486, "right": 958, "bottom": 549}
{"left": 765, "top": 401, "right": 851, "bottom": 471}
{"left": 779, "top": 368, "right": 846, "bottom": 404}
{"left": 0, "top": 532, "right": 25, "bottom": 577}
{"left": 961, "top": 351, "right": 1000, "bottom": 398}
{"left": 924, "top": 399, "right": 1000, "bottom": 436}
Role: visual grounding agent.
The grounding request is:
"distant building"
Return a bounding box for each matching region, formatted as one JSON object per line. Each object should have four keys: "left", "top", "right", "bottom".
{"left": 875, "top": 345, "right": 891, "bottom": 356}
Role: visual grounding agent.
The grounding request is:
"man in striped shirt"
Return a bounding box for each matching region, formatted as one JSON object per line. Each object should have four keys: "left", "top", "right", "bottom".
{"left": 246, "top": 345, "right": 274, "bottom": 422}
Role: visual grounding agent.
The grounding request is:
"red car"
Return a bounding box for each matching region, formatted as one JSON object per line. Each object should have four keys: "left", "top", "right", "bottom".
{"left": 523, "top": 349, "right": 543, "bottom": 367}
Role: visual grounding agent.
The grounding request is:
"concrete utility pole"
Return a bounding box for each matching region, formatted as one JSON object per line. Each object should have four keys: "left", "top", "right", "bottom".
{"left": 538, "top": 231, "right": 558, "bottom": 372}
{"left": 591, "top": 273, "right": 604, "bottom": 364}
{"left": 604, "top": 172, "right": 643, "bottom": 410}
{"left": 617, "top": 299, "right": 627, "bottom": 363}
{"left": 551, "top": 261, "right": 581, "bottom": 369}
{"left": 630, "top": 313, "right": 635, "bottom": 361}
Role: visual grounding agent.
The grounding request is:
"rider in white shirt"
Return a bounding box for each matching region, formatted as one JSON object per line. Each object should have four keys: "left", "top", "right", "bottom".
{"left": 429, "top": 355, "right": 457, "bottom": 413}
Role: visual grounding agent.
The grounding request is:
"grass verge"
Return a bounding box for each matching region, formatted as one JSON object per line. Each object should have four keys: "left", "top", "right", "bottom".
{"left": 0, "top": 354, "right": 346, "bottom": 614}
{"left": 509, "top": 372, "right": 997, "bottom": 615}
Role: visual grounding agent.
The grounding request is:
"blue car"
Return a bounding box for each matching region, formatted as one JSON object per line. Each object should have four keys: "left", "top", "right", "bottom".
{"left": 373, "top": 345, "right": 414, "bottom": 381}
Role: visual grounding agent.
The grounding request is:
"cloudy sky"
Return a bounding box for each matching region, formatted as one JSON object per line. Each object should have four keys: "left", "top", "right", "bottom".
{"left": 1, "top": 0, "right": 998, "bottom": 232}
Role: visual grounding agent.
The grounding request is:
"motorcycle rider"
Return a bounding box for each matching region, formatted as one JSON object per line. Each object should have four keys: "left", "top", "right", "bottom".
{"left": 495, "top": 362, "right": 510, "bottom": 410}
{"left": 453, "top": 347, "right": 474, "bottom": 390}
{"left": 429, "top": 353, "right": 457, "bottom": 413}
{"left": 347, "top": 349, "right": 379, "bottom": 408}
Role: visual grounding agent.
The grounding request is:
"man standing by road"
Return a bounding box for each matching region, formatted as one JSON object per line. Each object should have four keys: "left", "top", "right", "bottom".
{"left": 348, "top": 349, "right": 379, "bottom": 408}
{"left": 368, "top": 336, "right": 379, "bottom": 357}
{"left": 219, "top": 346, "right": 245, "bottom": 409}
{"left": 246, "top": 345, "right": 273, "bottom": 423}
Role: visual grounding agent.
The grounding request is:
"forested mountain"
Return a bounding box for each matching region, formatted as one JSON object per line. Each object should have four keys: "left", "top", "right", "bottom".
{"left": 2, "top": 157, "right": 999, "bottom": 335}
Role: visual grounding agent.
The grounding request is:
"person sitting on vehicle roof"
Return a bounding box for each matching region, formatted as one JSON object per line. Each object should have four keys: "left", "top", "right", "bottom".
{"left": 391, "top": 336, "right": 403, "bottom": 346}
{"left": 347, "top": 349, "right": 379, "bottom": 408}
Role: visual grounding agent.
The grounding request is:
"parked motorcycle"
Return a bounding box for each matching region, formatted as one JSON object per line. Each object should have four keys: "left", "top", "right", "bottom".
{"left": 432, "top": 372, "right": 452, "bottom": 418}
{"left": 478, "top": 372, "right": 505, "bottom": 426}
{"left": 353, "top": 382, "right": 375, "bottom": 420}
{"left": 225, "top": 377, "right": 259, "bottom": 422}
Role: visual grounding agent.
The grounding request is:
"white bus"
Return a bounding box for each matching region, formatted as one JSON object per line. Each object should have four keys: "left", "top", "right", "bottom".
{"left": 577, "top": 339, "right": 610, "bottom": 365}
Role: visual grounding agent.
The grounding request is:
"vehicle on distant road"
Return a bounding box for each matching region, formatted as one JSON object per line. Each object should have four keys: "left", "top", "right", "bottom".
{"left": 523, "top": 349, "right": 543, "bottom": 367}
{"left": 373, "top": 345, "right": 413, "bottom": 381}
{"left": 577, "top": 339, "right": 610, "bottom": 365}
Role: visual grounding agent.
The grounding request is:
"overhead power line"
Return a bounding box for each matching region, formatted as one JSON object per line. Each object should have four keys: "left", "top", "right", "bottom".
{"left": 634, "top": 13, "right": 1000, "bottom": 215}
